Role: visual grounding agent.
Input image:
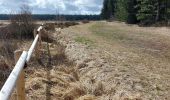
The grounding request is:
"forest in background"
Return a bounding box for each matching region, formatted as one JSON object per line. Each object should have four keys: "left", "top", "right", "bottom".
{"left": 101, "top": 0, "right": 170, "bottom": 25}
{"left": 1, "top": 0, "right": 170, "bottom": 25}
{"left": 0, "top": 14, "right": 100, "bottom": 21}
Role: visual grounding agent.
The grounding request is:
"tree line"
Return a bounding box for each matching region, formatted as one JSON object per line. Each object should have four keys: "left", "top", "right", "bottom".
{"left": 101, "top": 0, "right": 170, "bottom": 25}
{"left": 0, "top": 14, "right": 100, "bottom": 21}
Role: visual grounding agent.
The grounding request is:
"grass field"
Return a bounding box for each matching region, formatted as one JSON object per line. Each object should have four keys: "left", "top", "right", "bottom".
{"left": 62, "top": 21, "right": 170, "bottom": 99}
{"left": 1, "top": 21, "right": 170, "bottom": 99}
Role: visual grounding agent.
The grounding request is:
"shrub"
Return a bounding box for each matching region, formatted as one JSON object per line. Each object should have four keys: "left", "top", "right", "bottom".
{"left": 0, "top": 26, "right": 12, "bottom": 39}
{"left": 9, "top": 4, "right": 35, "bottom": 39}
{"left": 82, "top": 20, "right": 90, "bottom": 24}
{"left": 0, "top": 41, "right": 18, "bottom": 65}
{"left": 44, "top": 23, "right": 55, "bottom": 31}
{"left": 0, "top": 56, "right": 11, "bottom": 89}
{"left": 55, "top": 22, "right": 79, "bottom": 29}
{"left": 65, "top": 21, "right": 79, "bottom": 27}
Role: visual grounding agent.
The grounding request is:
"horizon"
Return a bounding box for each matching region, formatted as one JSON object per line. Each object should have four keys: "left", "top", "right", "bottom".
{"left": 0, "top": 14, "right": 100, "bottom": 15}
{"left": 0, "top": 0, "right": 103, "bottom": 15}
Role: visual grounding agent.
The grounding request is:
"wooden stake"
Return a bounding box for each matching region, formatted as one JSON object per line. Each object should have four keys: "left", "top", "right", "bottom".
{"left": 14, "top": 50, "right": 25, "bottom": 100}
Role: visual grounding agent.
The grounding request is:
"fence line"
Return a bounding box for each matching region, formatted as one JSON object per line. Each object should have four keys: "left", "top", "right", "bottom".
{"left": 0, "top": 51, "right": 27, "bottom": 100}
{"left": 26, "top": 34, "right": 39, "bottom": 62}
{"left": 0, "top": 25, "right": 43, "bottom": 100}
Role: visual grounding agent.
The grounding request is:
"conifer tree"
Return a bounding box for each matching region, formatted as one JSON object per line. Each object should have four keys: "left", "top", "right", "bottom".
{"left": 126, "top": 0, "right": 138, "bottom": 24}
{"left": 115, "top": 0, "right": 128, "bottom": 21}
{"left": 101, "top": 0, "right": 116, "bottom": 19}
{"left": 101, "top": 0, "right": 109, "bottom": 19}
{"left": 136, "top": 0, "right": 157, "bottom": 24}
{"left": 100, "top": 0, "right": 170, "bottom": 25}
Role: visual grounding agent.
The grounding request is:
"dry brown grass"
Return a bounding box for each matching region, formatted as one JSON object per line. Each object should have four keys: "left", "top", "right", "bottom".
{"left": 60, "top": 21, "right": 170, "bottom": 99}
{"left": 0, "top": 40, "right": 19, "bottom": 89}
{"left": 55, "top": 22, "right": 79, "bottom": 29}
{"left": 0, "top": 41, "right": 18, "bottom": 66}
{"left": 0, "top": 56, "right": 11, "bottom": 88}
{"left": 62, "top": 82, "right": 86, "bottom": 100}
{"left": 5, "top": 21, "right": 170, "bottom": 99}
{"left": 20, "top": 37, "right": 94, "bottom": 100}
{"left": 76, "top": 95, "right": 97, "bottom": 100}
{"left": 44, "top": 23, "right": 56, "bottom": 31}
{"left": 20, "top": 31, "right": 106, "bottom": 99}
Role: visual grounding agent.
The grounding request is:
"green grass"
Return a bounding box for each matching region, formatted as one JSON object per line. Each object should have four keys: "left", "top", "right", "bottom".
{"left": 88, "top": 22, "right": 157, "bottom": 51}
{"left": 74, "top": 36, "right": 94, "bottom": 45}
{"left": 89, "top": 22, "right": 135, "bottom": 43}
{"left": 89, "top": 22, "right": 170, "bottom": 60}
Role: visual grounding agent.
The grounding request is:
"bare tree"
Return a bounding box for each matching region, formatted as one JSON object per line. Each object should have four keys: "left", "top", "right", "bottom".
{"left": 56, "top": 8, "right": 60, "bottom": 22}
{"left": 10, "top": 4, "right": 35, "bottom": 39}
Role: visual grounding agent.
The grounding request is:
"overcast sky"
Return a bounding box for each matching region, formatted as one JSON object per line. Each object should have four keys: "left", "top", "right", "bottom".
{"left": 0, "top": 0, "right": 103, "bottom": 14}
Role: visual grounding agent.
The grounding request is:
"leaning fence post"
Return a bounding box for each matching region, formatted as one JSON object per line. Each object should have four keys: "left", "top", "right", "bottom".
{"left": 14, "top": 50, "right": 26, "bottom": 100}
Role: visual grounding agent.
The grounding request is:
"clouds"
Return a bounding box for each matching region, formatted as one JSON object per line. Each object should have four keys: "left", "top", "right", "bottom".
{"left": 72, "top": 0, "right": 103, "bottom": 14}
{"left": 0, "top": 0, "right": 103, "bottom": 14}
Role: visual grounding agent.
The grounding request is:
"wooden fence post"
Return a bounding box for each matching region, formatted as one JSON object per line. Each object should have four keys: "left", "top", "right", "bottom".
{"left": 14, "top": 50, "right": 25, "bottom": 100}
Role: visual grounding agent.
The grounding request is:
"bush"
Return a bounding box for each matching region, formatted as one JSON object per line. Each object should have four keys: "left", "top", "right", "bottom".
{"left": 55, "top": 22, "right": 79, "bottom": 29}
{"left": 82, "top": 20, "right": 90, "bottom": 24}
{"left": 65, "top": 21, "right": 79, "bottom": 27}
{"left": 11, "top": 22, "right": 35, "bottom": 39}
{"left": 0, "top": 23, "right": 3, "bottom": 26}
{"left": 9, "top": 4, "right": 35, "bottom": 39}
{"left": 0, "top": 56, "right": 11, "bottom": 89}
{"left": 0, "top": 26, "right": 12, "bottom": 39}
{"left": 44, "top": 23, "right": 55, "bottom": 31}
{"left": 0, "top": 41, "right": 18, "bottom": 66}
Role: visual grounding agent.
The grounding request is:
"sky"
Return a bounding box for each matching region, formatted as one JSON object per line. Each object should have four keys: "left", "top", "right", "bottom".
{"left": 0, "top": 0, "right": 103, "bottom": 15}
